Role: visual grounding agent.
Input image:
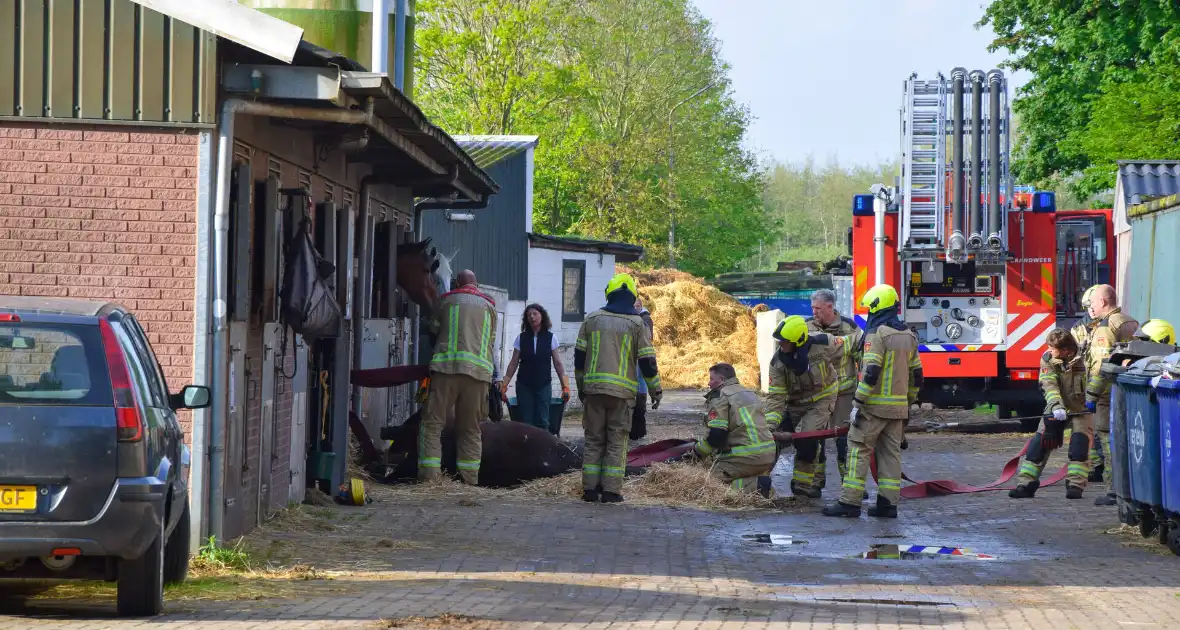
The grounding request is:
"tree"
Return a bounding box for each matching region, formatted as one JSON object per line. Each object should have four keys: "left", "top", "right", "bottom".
{"left": 414, "top": 0, "right": 770, "bottom": 277}
{"left": 979, "top": 1, "right": 1180, "bottom": 196}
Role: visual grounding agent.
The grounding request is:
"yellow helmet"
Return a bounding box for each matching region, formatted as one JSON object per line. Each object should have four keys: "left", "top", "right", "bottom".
{"left": 1136, "top": 319, "right": 1175, "bottom": 345}
{"left": 773, "top": 315, "right": 809, "bottom": 346}
{"left": 861, "top": 284, "right": 899, "bottom": 314}
{"left": 605, "top": 273, "right": 638, "bottom": 299}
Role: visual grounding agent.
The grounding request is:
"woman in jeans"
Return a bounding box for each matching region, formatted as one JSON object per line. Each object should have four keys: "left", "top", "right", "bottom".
{"left": 501, "top": 304, "right": 570, "bottom": 432}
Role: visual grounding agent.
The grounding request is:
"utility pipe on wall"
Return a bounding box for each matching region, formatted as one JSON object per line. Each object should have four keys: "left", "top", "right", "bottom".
{"left": 393, "top": 0, "right": 407, "bottom": 90}
{"left": 373, "top": 0, "right": 390, "bottom": 75}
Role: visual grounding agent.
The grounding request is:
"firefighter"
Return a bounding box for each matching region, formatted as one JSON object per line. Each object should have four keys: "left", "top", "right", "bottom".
{"left": 681, "top": 363, "right": 776, "bottom": 497}
{"left": 807, "top": 288, "right": 864, "bottom": 489}
{"left": 575, "top": 273, "right": 662, "bottom": 503}
{"left": 1010, "top": 328, "right": 1092, "bottom": 499}
{"left": 822, "top": 284, "right": 922, "bottom": 519}
{"left": 1082, "top": 284, "right": 1138, "bottom": 500}
{"left": 1070, "top": 286, "right": 1098, "bottom": 349}
{"left": 764, "top": 314, "right": 843, "bottom": 498}
{"left": 421, "top": 269, "right": 498, "bottom": 485}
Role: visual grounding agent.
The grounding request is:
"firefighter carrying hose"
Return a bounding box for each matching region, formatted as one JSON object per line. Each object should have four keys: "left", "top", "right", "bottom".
{"left": 764, "top": 315, "right": 843, "bottom": 498}
{"left": 681, "top": 363, "right": 776, "bottom": 497}
{"left": 1081, "top": 284, "right": 1138, "bottom": 500}
{"left": 823, "top": 284, "right": 921, "bottom": 519}
{"left": 1010, "top": 328, "right": 1093, "bottom": 500}
{"left": 574, "top": 273, "right": 662, "bottom": 504}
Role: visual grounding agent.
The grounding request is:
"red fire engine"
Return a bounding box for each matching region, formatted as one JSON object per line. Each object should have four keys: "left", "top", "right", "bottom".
{"left": 847, "top": 68, "right": 1115, "bottom": 426}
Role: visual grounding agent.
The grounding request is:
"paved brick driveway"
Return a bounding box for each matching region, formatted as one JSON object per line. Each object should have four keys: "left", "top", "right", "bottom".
{"left": 3, "top": 392, "right": 1179, "bottom": 628}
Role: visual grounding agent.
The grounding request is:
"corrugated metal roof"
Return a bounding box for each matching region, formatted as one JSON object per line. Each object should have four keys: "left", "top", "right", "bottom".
{"left": 454, "top": 136, "right": 539, "bottom": 169}
{"left": 1117, "top": 161, "right": 1180, "bottom": 206}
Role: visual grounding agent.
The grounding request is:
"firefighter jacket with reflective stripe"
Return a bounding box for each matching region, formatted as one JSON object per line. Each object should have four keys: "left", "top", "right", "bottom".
{"left": 695, "top": 378, "right": 775, "bottom": 460}
{"left": 854, "top": 326, "right": 920, "bottom": 419}
{"left": 575, "top": 309, "right": 660, "bottom": 399}
{"left": 429, "top": 286, "right": 498, "bottom": 383}
{"left": 764, "top": 340, "right": 841, "bottom": 430}
{"left": 1085, "top": 308, "right": 1139, "bottom": 403}
{"left": 807, "top": 314, "right": 863, "bottom": 395}
{"left": 1040, "top": 351, "right": 1087, "bottom": 414}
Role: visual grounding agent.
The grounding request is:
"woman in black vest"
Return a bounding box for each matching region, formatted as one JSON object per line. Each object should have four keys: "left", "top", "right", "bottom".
{"left": 501, "top": 304, "right": 569, "bottom": 433}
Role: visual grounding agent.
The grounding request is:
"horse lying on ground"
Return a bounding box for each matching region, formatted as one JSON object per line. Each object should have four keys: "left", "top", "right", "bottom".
{"left": 374, "top": 411, "right": 582, "bottom": 488}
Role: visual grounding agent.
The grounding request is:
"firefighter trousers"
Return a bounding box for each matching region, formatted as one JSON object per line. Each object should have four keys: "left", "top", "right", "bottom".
{"left": 419, "top": 372, "right": 484, "bottom": 485}
{"left": 838, "top": 410, "right": 905, "bottom": 506}
{"left": 582, "top": 394, "right": 634, "bottom": 495}
{"left": 816, "top": 393, "right": 854, "bottom": 488}
{"left": 712, "top": 453, "right": 776, "bottom": 494}
{"left": 1016, "top": 414, "right": 1094, "bottom": 489}
{"left": 788, "top": 396, "right": 835, "bottom": 492}
{"left": 1090, "top": 398, "right": 1110, "bottom": 477}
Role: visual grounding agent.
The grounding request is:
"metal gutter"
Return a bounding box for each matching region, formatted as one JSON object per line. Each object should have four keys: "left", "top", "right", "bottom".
{"left": 189, "top": 129, "right": 216, "bottom": 551}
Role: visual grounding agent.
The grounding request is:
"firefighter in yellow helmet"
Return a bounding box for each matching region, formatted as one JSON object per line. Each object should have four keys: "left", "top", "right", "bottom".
{"left": 1135, "top": 319, "right": 1176, "bottom": 346}
{"left": 823, "top": 284, "right": 922, "bottom": 518}
{"left": 574, "top": 273, "right": 662, "bottom": 503}
{"left": 764, "top": 314, "right": 843, "bottom": 498}
{"left": 1081, "top": 284, "right": 1138, "bottom": 498}
{"left": 1070, "top": 286, "right": 1098, "bottom": 349}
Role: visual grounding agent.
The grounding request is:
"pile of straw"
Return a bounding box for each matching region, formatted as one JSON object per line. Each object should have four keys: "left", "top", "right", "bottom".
{"left": 619, "top": 265, "right": 761, "bottom": 389}
{"left": 511, "top": 462, "right": 776, "bottom": 510}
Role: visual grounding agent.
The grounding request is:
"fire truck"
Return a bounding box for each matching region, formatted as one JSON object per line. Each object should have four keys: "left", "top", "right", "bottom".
{"left": 847, "top": 68, "right": 1115, "bottom": 428}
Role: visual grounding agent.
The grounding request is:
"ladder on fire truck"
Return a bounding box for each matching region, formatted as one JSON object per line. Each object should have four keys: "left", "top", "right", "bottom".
{"left": 900, "top": 73, "right": 947, "bottom": 252}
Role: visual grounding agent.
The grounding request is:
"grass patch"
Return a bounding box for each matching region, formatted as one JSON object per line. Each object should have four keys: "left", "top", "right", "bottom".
{"left": 1101, "top": 524, "right": 1174, "bottom": 556}
{"left": 974, "top": 404, "right": 997, "bottom": 415}
{"left": 379, "top": 613, "right": 483, "bottom": 628}
{"left": 191, "top": 536, "right": 252, "bottom": 573}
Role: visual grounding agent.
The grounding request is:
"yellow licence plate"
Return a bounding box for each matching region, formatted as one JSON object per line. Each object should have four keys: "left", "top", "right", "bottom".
{"left": 0, "top": 486, "right": 37, "bottom": 512}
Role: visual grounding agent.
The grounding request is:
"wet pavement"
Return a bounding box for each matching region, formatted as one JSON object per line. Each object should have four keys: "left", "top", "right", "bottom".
{"left": 2, "top": 390, "right": 1178, "bottom": 628}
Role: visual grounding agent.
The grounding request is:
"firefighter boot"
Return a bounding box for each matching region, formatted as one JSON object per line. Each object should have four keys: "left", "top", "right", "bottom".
{"left": 1066, "top": 485, "right": 1084, "bottom": 500}
{"left": 1088, "top": 463, "right": 1105, "bottom": 484}
{"left": 601, "top": 491, "right": 624, "bottom": 504}
{"left": 821, "top": 501, "right": 862, "bottom": 518}
{"left": 757, "top": 476, "right": 773, "bottom": 499}
{"left": 867, "top": 495, "right": 898, "bottom": 518}
{"left": 582, "top": 489, "right": 600, "bottom": 503}
{"left": 1008, "top": 480, "right": 1040, "bottom": 499}
{"left": 1095, "top": 492, "right": 1118, "bottom": 506}
{"left": 791, "top": 481, "right": 822, "bottom": 499}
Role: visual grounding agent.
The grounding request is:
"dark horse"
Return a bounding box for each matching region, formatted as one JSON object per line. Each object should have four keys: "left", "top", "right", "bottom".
{"left": 395, "top": 237, "right": 449, "bottom": 314}
{"left": 375, "top": 411, "right": 581, "bottom": 488}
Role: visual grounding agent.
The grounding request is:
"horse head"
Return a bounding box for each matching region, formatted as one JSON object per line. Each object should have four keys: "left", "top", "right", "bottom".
{"left": 396, "top": 238, "right": 442, "bottom": 313}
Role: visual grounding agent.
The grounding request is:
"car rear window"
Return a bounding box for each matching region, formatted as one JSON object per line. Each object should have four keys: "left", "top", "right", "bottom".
{"left": 0, "top": 323, "right": 112, "bottom": 406}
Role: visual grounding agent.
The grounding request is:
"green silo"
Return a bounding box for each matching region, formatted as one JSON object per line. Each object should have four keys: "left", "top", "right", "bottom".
{"left": 242, "top": 0, "right": 416, "bottom": 98}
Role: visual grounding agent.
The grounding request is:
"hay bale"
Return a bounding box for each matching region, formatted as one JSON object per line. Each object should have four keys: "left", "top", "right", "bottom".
{"left": 619, "top": 265, "right": 760, "bottom": 389}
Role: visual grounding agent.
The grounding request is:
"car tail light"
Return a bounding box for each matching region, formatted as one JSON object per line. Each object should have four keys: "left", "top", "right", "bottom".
{"left": 99, "top": 320, "right": 143, "bottom": 442}
{"left": 0, "top": 313, "right": 20, "bottom": 322}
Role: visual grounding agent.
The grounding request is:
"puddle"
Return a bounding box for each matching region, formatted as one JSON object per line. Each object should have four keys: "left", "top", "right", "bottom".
{"left": 855, "top": 544, "right": 995, "bottom": 560}
{"left": 742, "top": 533, "right": 808, "bottom": 546}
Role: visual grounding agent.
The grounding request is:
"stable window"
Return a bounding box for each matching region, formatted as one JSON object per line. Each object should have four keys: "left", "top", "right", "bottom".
{"left": 562, "top": 260, "right": 586, "bottom": 322}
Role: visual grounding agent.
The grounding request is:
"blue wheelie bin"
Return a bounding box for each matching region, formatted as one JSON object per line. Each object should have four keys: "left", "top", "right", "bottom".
{"left": 1108, "top": 367, "right": 1136, "bottom": 525}
{"left": 1118, "top": 359, "right": 1166, "bottom": 540}
{"left": 1153, "top": 363, "right": 1180, "bottom": 555}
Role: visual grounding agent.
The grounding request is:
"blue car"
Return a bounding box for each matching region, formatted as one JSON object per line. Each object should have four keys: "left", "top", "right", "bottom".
{"left": 0, "top": 297, "right": 210, "bottom": 616}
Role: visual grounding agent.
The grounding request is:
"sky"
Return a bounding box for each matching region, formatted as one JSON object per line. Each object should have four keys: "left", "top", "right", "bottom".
{"left": 690, "top": 0, "right": 1029, "bottom": 167}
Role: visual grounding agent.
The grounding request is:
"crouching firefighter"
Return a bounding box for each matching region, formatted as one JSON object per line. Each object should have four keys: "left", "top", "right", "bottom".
{"left": 1010, "top": 328, "right": 1093, "bottom": 500}
{"left": 765, "top": 315, "right": 843, "bottom": 498}
{"left": 575, "top": 273, "right": 662, "bottom": 504}
{"left": 681, "top": 363, "right": 776, "bottom": 497}
{"left": 823, "top": 284, "right": 921, "bottom": 519}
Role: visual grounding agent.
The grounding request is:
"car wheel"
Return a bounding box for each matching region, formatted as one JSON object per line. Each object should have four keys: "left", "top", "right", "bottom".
{"left": 117, "top": 515, "right": 165, "bottom": 617}
{"left": 164, "top": 500, "right": 191, "bottom": 585}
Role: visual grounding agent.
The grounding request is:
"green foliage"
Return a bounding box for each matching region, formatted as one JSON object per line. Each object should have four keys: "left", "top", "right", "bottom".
{"left": 193, "top": 536, "right": 253, "bottom": 573}
{"left": 742, "top": 157, "right": 897, "bottom": 272}
{"left": 414, "top": 0, "right": 771, "bottom": 277}
{"left": 979, "top": 1, "right": 1180, "bottom": 196}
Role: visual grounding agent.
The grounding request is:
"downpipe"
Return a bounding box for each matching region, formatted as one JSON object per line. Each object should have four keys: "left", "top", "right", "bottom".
{"left": 351, "top": 177, "right": 375, "bottom": 429}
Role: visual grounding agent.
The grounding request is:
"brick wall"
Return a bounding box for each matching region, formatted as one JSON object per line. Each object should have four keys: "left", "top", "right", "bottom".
{"left": 0, "top": 123, "right": 198, "bottom": 425}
